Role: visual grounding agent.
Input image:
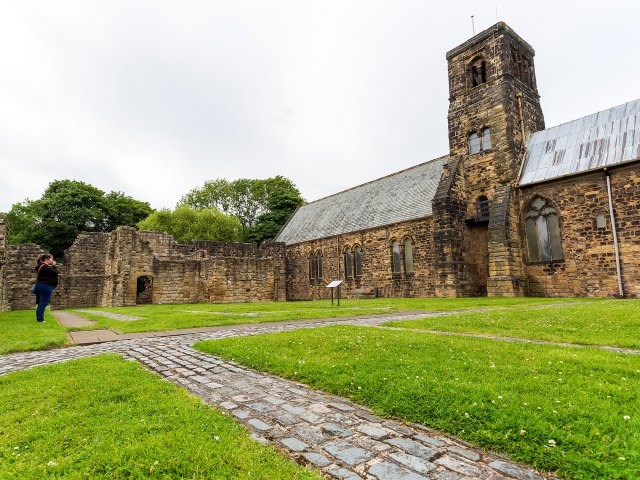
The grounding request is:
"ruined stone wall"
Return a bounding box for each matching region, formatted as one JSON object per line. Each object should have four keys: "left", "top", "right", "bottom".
{"left": 4, "top": 244, "right": 48, "bottom": 311}
{"left": 0, "top": 215, "right": 8, "bottom": 312}
{"left": 54, "top": 232, "right": 110, "bottom": 308}
{"left": 519, "top": 163, "right": 640, "bottom": 297}
{"left": 284, "top": 218, "right": 436, "bottom": 300}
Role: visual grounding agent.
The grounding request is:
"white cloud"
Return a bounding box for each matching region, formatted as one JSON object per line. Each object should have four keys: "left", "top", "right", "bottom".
{"left": 0, "top": 0, "right": 638, "bottom": 211}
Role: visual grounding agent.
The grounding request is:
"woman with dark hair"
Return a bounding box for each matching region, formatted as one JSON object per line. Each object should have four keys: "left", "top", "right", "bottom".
{"left": 34, "top": 254, "right": 58, "bottom": 323}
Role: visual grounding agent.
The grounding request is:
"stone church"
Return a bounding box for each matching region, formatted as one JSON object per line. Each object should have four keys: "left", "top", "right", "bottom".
{"left": 1, "top": 22, "right": 638, "bottom": 312}
{"left": 275, "top": 22, "right": 640, "bottom": 300}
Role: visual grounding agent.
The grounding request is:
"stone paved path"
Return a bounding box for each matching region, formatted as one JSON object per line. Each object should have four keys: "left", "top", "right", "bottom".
{"left": 1, "top": 314, "right": 553, "bottom": 480}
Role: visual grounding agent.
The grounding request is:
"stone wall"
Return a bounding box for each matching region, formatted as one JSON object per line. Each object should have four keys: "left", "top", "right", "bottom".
{"left": 284, "top": 217, "right": 436, "bottom": 300}
{"left": 0, "top": 215, "right": 7, "bottom": 312}
{"left": 0, "top": 223, "right": 287, "bottom": 311}
{"left": 519, "top": 163, "right": 640, "bottom": 297}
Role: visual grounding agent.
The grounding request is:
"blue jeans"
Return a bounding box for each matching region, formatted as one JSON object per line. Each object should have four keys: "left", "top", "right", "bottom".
{"left": 34, "top": 283, "right": 55, "bottom": 321}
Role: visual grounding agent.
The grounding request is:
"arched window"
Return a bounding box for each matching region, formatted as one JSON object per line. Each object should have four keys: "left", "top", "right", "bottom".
{"left": 403, "top": 238, "right": 414, "bottom": 274}
{"left": 469, "top": 132, "right": 481, "bottom": 154}
{"left": 391, "top": 240, "right": 402, "bottom": 274}
{"left": 469, "top": 128, "right": 491, "bottom": 154}
{"left": 354, "top": 245, "right": 362, "bottom": 277}
{"left": 524, "top": 197, "right": 563, "bottom": 262}
{"left": 309, "top": 251, "right": 323, "bottom": 280}
{"left": 316, "top": 251, "right": 323, "bottom": 279}
{"left": 343, "top": 247, "right": 353, "bottom": 279}
{"left": 482, "top": 127, "right": 491, "bottom": 150}
{"left": 470, "top": 57, "right": 487, "bottom": 86}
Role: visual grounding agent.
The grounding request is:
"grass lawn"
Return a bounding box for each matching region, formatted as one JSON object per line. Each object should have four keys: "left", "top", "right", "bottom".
{"left": 195, "top": 326, "right": 640, "bottom": 479}
{"left": 0, "top": 310, "right": 68, "bottom": 354}
{"left": 0, "top": 354, "right": 319, "bottom": 480}
{"left": 384, "top": 299, "right": 640, "bottom": 349}
{"left": 70, "top": 297, "right": 587, "bottom": 333}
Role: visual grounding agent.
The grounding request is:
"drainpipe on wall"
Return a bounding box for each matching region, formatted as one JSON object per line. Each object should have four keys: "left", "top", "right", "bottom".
{"left": 605, "top": 169, "right": 624, "bottom": 298}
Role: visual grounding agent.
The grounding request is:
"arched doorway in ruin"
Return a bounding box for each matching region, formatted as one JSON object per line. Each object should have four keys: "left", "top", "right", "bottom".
{"left": 135, "top": 275, "right": 153, "bottom": 305}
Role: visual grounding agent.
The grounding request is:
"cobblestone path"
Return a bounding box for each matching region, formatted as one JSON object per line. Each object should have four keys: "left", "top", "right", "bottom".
{"left": 1, "top": 315, "right": 551, "bottom": 480}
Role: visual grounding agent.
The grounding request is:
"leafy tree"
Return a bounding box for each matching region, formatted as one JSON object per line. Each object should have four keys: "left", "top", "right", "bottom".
{"left": 6, "top": 180, "right": 152, "bottom": 258}
{"left": 247, "top": 189, "right": 304, "bottom": 243}
{"left": 180, "top": 176, "right": 304, "bottom": 240}
{"left": 137, "top": 205, "right": 242, "bottom": 243}
{"left": 103, "top": 191, "right": 154, "bottom": 232}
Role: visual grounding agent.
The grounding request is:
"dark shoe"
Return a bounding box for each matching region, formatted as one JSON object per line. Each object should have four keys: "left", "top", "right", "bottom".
{"left": 37, "top": 320, "right": 45, "bottom": 323}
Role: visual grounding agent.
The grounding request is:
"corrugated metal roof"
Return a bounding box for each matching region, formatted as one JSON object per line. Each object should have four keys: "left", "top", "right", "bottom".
{"left": 520, "top": 98, "right": 640, "bottom": 186}
{"left": 275, "top": 157, "right": 448, "bottom": 245}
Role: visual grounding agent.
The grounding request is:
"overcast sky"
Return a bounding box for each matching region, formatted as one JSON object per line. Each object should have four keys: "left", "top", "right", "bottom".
{"left": 0, "top": 1, "right": 637, "bottom": 213}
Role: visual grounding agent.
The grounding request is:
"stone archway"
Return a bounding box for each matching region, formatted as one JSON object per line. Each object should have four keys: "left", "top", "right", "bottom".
{"left": 135, "top": 275, "right": 153, "bottom": 305}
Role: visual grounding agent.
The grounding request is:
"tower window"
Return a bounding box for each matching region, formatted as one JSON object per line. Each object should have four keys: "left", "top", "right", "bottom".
{"left": 469, "top": 128, "right": 491, "bottom": 154}
{"left": 595, "top": 214, "right": 607, "bottom": 229}
{"left": 482, "top": 128, "right": 491, "bottom": 150}
{"left": 470, "top": 58, "right": 487, "bottom": 86}
{"left": 469, "top": 132, "right": 481, "bottom": 154}
{"left": 476, "top": 196, "right": 490, "bottom": 221}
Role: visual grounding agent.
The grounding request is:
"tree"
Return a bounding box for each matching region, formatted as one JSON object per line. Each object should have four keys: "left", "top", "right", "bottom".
{"left": 137, "top": 205, "right": 242, "bottom": 243}
{"left": 6, "top": 180, "right": 152, "bottom": 258}
{"left": 103, "top": 191, "right": 154, "bottom": 232}
{"left": 247, "top": 189, "right": 304, "bottom": 243}
{"left": 180, "top": 176, "right": 304, "bottom": 240}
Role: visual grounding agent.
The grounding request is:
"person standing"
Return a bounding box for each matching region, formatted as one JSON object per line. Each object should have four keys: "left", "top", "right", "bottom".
{"left": 34, "top": 254, "right": 58, "bottom": 323}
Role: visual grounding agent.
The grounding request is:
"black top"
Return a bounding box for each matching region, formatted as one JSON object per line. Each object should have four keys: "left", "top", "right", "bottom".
{"left": 35, "top": 264, "right": 59, "bottom": 287}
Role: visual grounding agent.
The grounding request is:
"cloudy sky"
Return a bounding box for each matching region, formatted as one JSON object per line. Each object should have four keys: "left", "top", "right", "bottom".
{"left": 0, "top": 1, "right": 637, "bottom": 213}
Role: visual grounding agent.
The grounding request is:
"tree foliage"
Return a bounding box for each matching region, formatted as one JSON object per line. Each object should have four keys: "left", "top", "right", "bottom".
{"left": 180, "top": 176, "right": 304, "bottom": 242}
{"left": 137, "top": 205, "right": 242, "bottom": 244}
{"left": 6, "top": 180, "right": 152, "bottom": 258}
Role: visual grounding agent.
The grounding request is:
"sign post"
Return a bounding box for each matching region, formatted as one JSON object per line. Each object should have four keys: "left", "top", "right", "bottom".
{"left": 326, "top": 280, "right": 343, "bottom": 306}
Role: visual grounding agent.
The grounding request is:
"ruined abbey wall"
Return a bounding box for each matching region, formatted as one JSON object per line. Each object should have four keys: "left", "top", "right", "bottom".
{"left": 0, "top": 219, "right": 286, "bottom": 312}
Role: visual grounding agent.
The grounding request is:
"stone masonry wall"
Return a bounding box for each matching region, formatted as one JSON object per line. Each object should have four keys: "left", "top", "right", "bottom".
{"left": 0, "top": 223, "right": 287, "bottom": 311}
{"left": 285, "top": 218, "right": 435, "bottom": 300}
{"left": 0, "top": 215, "right": 8, "bottom": 312}
{"left": 520, "top": 163, "right": 640, "bottom": 297}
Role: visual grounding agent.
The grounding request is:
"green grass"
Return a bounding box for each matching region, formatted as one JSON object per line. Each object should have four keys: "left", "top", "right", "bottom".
{"left": 195, "top": 326, "right": 640, "bottom": 479}
{"left": 384, "top": 299, "right": 640, "bottom": 349}
{"left": 70, "top": 297, "right": 587, "bottom": 333}
{"left": 0, "top": 310, "right": 68, "bottom": 354}
{"left": 0, "top": 354, "right": 319, "bottom": 480}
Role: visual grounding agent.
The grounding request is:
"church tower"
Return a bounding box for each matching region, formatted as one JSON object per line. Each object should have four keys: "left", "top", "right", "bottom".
{"left": 433, "top": 22, "right": 545, "bottom": 297}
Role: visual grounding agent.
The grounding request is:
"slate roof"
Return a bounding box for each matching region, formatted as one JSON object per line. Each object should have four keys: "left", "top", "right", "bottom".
{"left": 275, "top": 156, "right": 448, "bottom": 245}
{"left": 520, "top": 98, "right": 640, "bottom": 186}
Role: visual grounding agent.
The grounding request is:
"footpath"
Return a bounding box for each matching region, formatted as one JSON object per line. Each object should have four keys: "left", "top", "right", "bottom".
{"left": 0, "top": 311, "right": 554, "bottom": 480}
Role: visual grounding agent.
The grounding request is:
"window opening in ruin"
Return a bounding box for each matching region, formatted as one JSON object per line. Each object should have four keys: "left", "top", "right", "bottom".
{"left": 403, "top": 238, "right": 414, "bottom": 274}
{"left": 354, "top": 245, "right": 362, "bottom": 277}
{"left": 392, "top": 241, "right": 402, "bottom": 274}
{"left": 344, "top": 247, "right": 353, "bottom": 279}
{"left": 470, "top": 58, "right": 487, "bottom": 86}
{"left": 524, "top": 197, "right": 563, "bottom": 262}
{"left": 476, "top": 196, "right": 490, "bottom": 221}
{"left": 469, "top": 132, "right": 481, "bottom": 154}
{"left": 595, "top": 213, "right": 607, "bottom": 229}
{"left": 482, "top": 128, "right": 491, "bottom": 150}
